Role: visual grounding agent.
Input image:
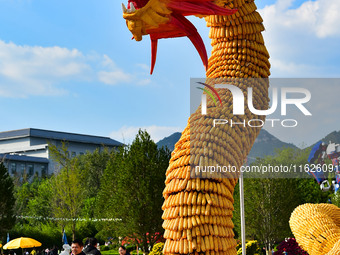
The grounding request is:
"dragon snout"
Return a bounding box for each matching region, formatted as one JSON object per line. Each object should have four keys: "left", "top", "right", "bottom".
{"left": 122, "top": 0, "right": 171, "bottom": 42}
{"left": 122, "top": 0, "right": 149, "bottom": 13}
{"left": 121, "top": 2, "right": 136, "bottom": 14}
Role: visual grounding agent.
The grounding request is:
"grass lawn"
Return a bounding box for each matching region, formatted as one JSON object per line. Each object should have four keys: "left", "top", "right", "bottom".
{"left": 101, "top": 250, "right": 139, "bottom": 255}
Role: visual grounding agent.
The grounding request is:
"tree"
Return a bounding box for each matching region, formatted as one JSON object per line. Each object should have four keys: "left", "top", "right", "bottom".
{"left": 233, "top": 148, "right": 327, "bottom": 252}
{"left": 244, "top": 177, "right": 300, "bottom": 251}
{"left": 27, "top": 178, "right": 53, "bottom": 224}
{"left": 49, "top": 142, "right": 85, "bottom": 240}
{"left": 79, "top": 148, "right": 111, "bottom": 199}
{"left": 12, "top": 172, "right": 62, "bottom": 247}
{"left": 97, "top": 130, "right": 170, "bottom": 253}
{"left": 95, "top": 145, "right": 124, "bottom": 239}
{"left": 14, "top": 182, "right": 32, "bottom": 216}
{"left": 0, "top": 162, "right": 16, "bottom": 237}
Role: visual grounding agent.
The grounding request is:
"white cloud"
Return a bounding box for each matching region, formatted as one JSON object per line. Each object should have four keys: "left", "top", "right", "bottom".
{"left": 0, "top": 40, "right": 89, "bottom": 97}
{"left": 258, "top": 0, "right": 340, "bottom": 77}
{"left": 261, "top": 0, "right": 340, "bottom": 38}
{"left": 97, "top": 54, "right": 133, "bottom": 85}
{"left": 98, "top": 70, "right": 132, "bottom": 85}
{"left": 136, "top": 63, "right": 150, "bottom": 72}
{"left": 110, "top": 125, "right": 183, "bottom": 144}
{"left": 136, "top": 78, "right": 152, "bottom": 86}
{"left": 269, "top": 59, "right": 320, "bottom": 77}
{"left": 0, "top": 40, "right": 145, "bottom": 98}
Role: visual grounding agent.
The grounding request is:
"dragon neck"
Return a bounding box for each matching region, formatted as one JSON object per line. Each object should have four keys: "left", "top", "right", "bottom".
{"left": 188, "top": 0, "right": 271, "bottom": 170}
{"left": 161, "top": 2, "right": 273, "bottom": 255}
{"left": 205, "top": 0, "right": 270, "bottom": 79}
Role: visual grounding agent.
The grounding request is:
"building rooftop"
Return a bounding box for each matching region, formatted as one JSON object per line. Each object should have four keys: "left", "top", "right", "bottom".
{"left": 0, "top": 128, "right": 124, "bottom": 147}
{"left": 0, "top": 153, "right": 49, "bottom": 163}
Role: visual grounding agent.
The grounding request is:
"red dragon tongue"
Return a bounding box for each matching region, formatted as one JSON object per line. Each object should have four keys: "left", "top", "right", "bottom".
{"left": 149, "top": 17, "right": 208, "bottom": 74}
{"left": 150, "top": 38, "right": 158, "bottom": 75}
{"left": 148, "top": 13, "right": 208, "bottom": 74}
{"left": 171, "top": 13, "right": 208, "bottom": 71}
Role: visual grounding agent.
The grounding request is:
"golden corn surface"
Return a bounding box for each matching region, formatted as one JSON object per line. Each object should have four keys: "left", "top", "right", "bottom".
{"left": 290, "top": 203, "right": 340, "bottom": 255}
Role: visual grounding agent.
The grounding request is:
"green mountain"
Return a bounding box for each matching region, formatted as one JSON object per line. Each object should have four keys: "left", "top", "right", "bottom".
{"left": 309, "top": 130, "right": 340, "bottom": 148}
{"left": 248, "top": 129, "right": 298, "bottom": 162}
{"left": 157, "top": 132, "right": 182, "bottom": 151}
{"left": 157, "top": 129, "right": 298, "bottom": 162}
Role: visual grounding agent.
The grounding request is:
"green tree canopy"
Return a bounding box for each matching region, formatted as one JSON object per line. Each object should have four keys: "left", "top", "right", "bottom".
{"left": 0, "top": 162, "right": 16, "bottom": 237}
{"left": 97, "top": 130, "right": 170, "bottom": 253}
{"left": 49, "top": 142, "right": 85, "bottom": 240}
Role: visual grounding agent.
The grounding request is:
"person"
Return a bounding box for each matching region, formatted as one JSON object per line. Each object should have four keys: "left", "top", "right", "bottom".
{"left": 118, "top": 246, "right": 130, "bottom": 255}
{"left": 59, "top": 244, "right": 71, "bottom": 255}
{"left": 48, "top": 246, "right": 58, "bottom": 255}
{"left": 71, "top": 240, "right": 85, "bottom": 255}
{"left": 83, "top": 238, "right": 101, "bottom": 255}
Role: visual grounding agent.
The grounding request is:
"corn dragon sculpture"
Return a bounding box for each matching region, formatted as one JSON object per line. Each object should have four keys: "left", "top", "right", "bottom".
{"left": 122, "top": 0, "right": 270, "bottom": 254}
{"left": 122, "top": 1, "right": 340, "bottom": 254}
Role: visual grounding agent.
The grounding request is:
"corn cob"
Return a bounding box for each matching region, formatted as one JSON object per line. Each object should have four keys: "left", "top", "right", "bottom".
{"left": 289, "top": 203, "right": 340, "bottom": 255}
{"left": 162, "top": 0, "right": 270, "bottom": 254}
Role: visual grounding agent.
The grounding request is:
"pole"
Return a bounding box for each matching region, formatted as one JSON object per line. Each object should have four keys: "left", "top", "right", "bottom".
{"left": 240, "top": 171, "right": 246, "bottom": 255}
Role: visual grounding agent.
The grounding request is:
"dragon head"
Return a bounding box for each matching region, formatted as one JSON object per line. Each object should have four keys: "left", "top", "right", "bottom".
{"left": 122, "top": 0, "right": 237, "bottom": 74}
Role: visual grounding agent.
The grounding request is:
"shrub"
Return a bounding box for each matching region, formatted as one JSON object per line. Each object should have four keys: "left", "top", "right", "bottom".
{"left": 236, "top": 240, "right": 241, "bottom": 251}
{"left": 274, "top": 238, "right": 308, "bottom": 255}
{"left": 101, "top": 246, "right": 110, "bottom": 251}
{"left": 149, "top": 242, "right": 164, "bottom": 255}
{"left": 101, "top": 251, "right": 119, "bottom": 255}
{"left": 237, "top": 240, "right": 262, "bottom": 255}
{"left": 125, "top": 244, "right": 136, "bottom": 253}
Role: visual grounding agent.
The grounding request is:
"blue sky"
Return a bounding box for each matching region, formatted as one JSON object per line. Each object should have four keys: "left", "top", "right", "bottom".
{"left": 0, "top": 0, "right": 339, "bottom": 146}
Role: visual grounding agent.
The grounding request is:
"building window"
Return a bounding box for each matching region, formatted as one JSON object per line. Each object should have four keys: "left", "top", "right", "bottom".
{"left": 27, "top": 164, "right": 34, "bottom": 176}
{"left": 71, "top": 151, "right": 76, "bottom": 158}
{"left": 41, "top": 165, "right": 47, "bottom": 177}
{"left": 20, "top": 163, "right": 25, "bottom": 173}
{"left": 10, "top": 163, "right": 16, "bottom": 174}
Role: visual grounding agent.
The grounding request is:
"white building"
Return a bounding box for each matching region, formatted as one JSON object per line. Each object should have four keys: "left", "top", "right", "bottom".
{"left": 0, "top": 128, "right": 123, "bottom": 177}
